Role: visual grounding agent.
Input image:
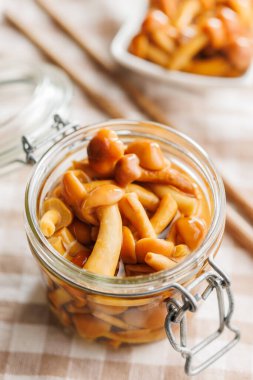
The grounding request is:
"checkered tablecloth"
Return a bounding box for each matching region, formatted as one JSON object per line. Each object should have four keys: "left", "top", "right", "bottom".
{"left": 0, "top": 1, "right": 253, "bottom": 379}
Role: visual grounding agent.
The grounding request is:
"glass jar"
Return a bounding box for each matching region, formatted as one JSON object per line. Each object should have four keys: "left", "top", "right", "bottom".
{"left": 0, "top": 60, "right": 72, "bottom": 174}
{"left": 24, "top": 119, "right": 239, "bottom": 376}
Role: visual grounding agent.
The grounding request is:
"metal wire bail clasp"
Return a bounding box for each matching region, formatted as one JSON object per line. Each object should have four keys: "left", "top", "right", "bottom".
{"left": 22, "top": 114, "right": 79, "bottom": 164}
{"left": 164, "top": 255, "right": 240, "bottom": 376}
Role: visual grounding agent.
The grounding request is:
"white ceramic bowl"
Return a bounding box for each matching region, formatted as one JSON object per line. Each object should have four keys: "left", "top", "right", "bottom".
{"left": 111, "top": 1, "right": 253, "bottom": 90}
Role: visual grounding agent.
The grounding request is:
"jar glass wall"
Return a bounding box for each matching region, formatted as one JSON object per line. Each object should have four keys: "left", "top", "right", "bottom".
{"left": 24, "top": 120, "right": 225, "bottom": 347}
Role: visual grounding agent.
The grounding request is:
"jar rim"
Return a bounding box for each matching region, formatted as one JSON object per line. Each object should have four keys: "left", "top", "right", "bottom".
{"left": 25, "top": 119, "right": 226, "bottom": 296}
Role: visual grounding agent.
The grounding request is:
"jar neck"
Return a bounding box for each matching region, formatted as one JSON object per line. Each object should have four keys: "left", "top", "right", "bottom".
{"left": 25, "top": 119, "right": 226, "bottom": 296}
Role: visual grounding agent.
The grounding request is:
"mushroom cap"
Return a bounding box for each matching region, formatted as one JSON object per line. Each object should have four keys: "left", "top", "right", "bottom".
{"left": 70, "top": 169, "right": 91, "bottom": 184}
{"left": 82, "top": 184, "right": 125, "bottom": 210}
{"left": 87, "top": 128, "right": 125, "bottom": 177}
{"left": 62, "top": 171, "right": 87, "bottom": 207}
{"left": 114, "top": 154, "right": 142, "bottom": 187}
{"left": 176, "top": 216, "right": 207, "bottom": 250}
{"left": 126, "top": 140, "right": 165, "bottom": 171}
{"left": 43, "top": 197, "right": 73, "bottom": 231}
{"left": 80, "top": 184, "right": 125, "bottom": 225}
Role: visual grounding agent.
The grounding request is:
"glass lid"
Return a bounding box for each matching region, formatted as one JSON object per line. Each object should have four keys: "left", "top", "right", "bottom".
{"left": 0, "top": 60, "right": 73, "bottom": 175}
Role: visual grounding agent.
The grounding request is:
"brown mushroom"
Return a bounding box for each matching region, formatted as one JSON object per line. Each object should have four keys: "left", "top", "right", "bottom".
{"left": 54, "top": 226, "right": 76, "bottom": 247}
{"left": 40, "top": 197, "right": 73, "bottom": 238}
{"left": 91, "top": 226, "right": 99, "bottom": 242}
{"left": 82, "top": 184, "right": 125, "bottom": 210}
{"left": 145, "top": 252, "right": 177, "bottom": 271}
{"left": 129, "top": 33, "right": 149, "bottom": 58}
{"left": 48, "top": 236, "right": 66, "bottom": 255}
{"left": 83, "top": 180, "right": 115, "bottom": 193}
{"left": 176, "top": 216, "right": 207, "bottom": 250}
{"left": 54, "top": 227, "right": 90, "bottom": 260}
{"left": 139, "top": 167, "right": 195, "bottom": 195}
{"left": 150, "top": 193, "right": 178, "bottom": 233}
{"left": 72, "top": 159, "right": 97, "bottom": 179}
{"left": 120, "top": 226, "right": 137, "bottom": 264}
{"left": 124, "top": 264, "right": 155, "bottom": 276}
{"left": 218, "top": 6, "right": 242, "bottom": 41}
{"left": 69, "top": 219, "right": 92, "bottom": 245}
{"left": 141, "top": 9, "right": 169, "bottom": 34}
{"left": 80, "top": 184, "right": 125, "bottom": 225}
{"left": 62, "top": 171, "right": 87, "bottom": 208}
{"left": 87, "top": 128, "right": 125, "bottom": 177}
{"left": 73, "top": 314, "right": 111, "bottom": 340}
{"left": 203, "top": 17, "right": 227, "bottom": 49}
{"left": 83, "top": 205, "right": 122, "bottom": 276}
{"left": 135, "top": 237, "right": 175, "bottom": 263}
{"left": 69, "top": 169, "right": 91, "bottom": 184}
{"left": 71, "top": 249, "right": 90, "bottom": 267}
{"left": 126, "top": 140, "right": 166, "bottom": 170}
{"left": 166, "top": 221, "right": 177, "bottom": 244}
{"left": 226, "top": 35, "right": 252, "bottom": 72}
{"left": 126, "top": 183, "right": 159, "bottom": 212}
{"left": 114, "top": 154, "right": 142, "bottom": 187}
{"left": 173, "top": 244, "right": 191, "bottom": 258}
{"left": 122, "top": 303, "right": 166, "bottom": 329}
{"left": 174, "top": 0, "right": 201, "bottom": 30}
{"left": 150, "top": 29, "right": 176, "bottom": 54}
{"left": 148, "top": 184, "right": 197, "bottom": 216}
{"left": 119, "top": 193, "right": 156, "bottom": 239}
{"left": 150, "top": 0, "right": 180, "bottom": 20}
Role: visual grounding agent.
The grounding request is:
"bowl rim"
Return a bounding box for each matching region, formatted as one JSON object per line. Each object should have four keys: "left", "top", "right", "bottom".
{"left": 110, "top": 3, "right": 253, "bottom": 90}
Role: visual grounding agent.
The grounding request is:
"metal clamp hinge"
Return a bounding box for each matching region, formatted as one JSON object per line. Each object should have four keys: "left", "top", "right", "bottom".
{"left": 164, "top": 255, "right": 240, "bottom": 376}
{"left": 21, "top": 114, "right": 79, "bottom": 164}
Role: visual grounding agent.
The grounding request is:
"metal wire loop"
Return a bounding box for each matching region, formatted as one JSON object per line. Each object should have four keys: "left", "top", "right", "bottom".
{"left": 21, "top": 114, "right": 79, "bottom": 164}
{"left": 164, "top": 255, "right": 240, "bottom": 376}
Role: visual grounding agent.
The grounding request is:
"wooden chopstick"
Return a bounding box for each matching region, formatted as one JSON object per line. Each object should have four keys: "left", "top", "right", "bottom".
{"left": 5, "top": 10, "right": 253, "bottom": 255}
{"left": 36, "top": 0, "right": 171, "bottom": 126}
{"left": 5, "top": 13, "right": 123, "bottom": 119}
{"left": 226, "top": 204, "right": 253, "bottom": 253}
{"left": 223, "top": 176, "right": 253, "bottom": 223}
{"left": 36, "top": 0, "right": 253, "bottom": 228}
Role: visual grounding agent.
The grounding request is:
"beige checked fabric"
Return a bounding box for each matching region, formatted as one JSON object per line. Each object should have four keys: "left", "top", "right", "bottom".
{"left": 0, "top": 1, "right": 253, "bottom": 379}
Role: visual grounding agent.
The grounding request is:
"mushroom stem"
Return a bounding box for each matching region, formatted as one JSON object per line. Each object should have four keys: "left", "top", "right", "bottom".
{"left": 40, "top": 209, "right": 60, "bottom": 237}
{"left": 83, "top": 205, "right": 122, "bottom": 276}
{"left": 119, "top": 193, "right": 156, "bottom": 239}
{"left": 145, "top": 252, "right": 177, "bottom": 271}
{"left": 139, "top": 167, "right": 195, "bottom": 195}
{"left": 150, "top": 193, "right": 178, "bottom": 233}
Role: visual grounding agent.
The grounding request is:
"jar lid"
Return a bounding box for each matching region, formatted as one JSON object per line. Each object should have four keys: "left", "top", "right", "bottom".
{"left": 0, "top": 60, "right": 73, "bottom": 175}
